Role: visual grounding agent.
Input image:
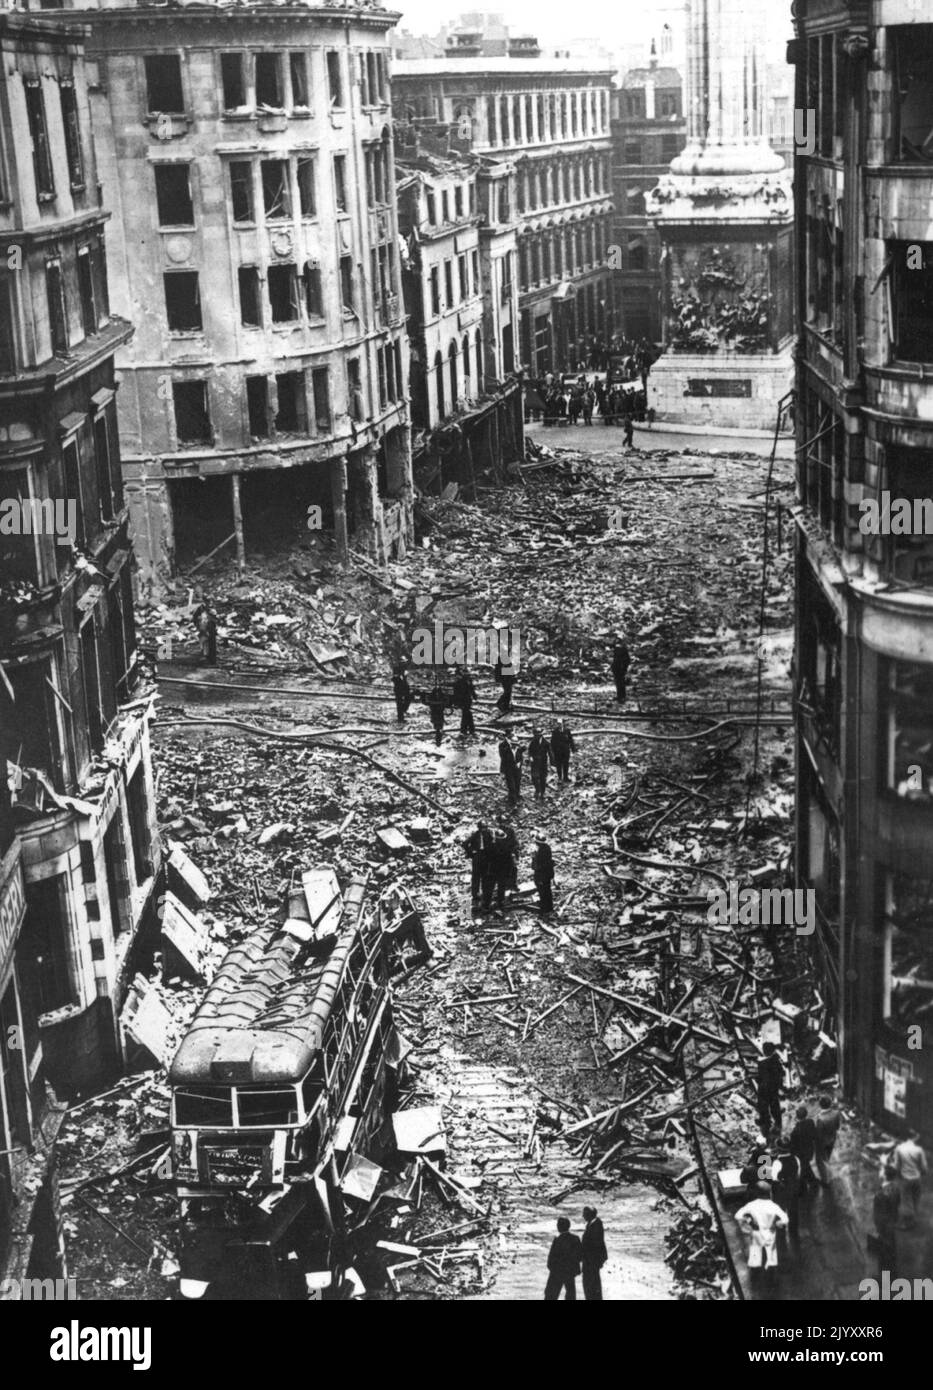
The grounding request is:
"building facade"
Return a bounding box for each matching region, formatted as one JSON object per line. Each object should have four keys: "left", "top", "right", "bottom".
{"left": 393, "top": 57, "right": 614, "bottom": 375}
{"left": 395, "top": 123, "right": 523, "bottom": 491}
{"left": 610, "top": 58, "right": 686, "bottom": 344}
{"left": 646, "top": 0, "right": 795, "bottom": 427}
{"left": 791, "top": 0, "right": 933, "bottom": 1143}
{"left": 0, "top": 10, "right": 160, "bottom": 1283}
{"left": 60, "top": 0, "right": 413, "bottom": 590}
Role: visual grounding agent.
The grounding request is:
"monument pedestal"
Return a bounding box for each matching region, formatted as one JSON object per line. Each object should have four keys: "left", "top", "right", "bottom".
{"left": 648, "top": 345, "right": 793, "bottom": 430}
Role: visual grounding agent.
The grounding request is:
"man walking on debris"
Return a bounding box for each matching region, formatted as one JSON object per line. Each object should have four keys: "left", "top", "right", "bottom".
{"left": 581, "top": 1206, "right": 608, "bottom": 1300}
{"left": 452, "top": 665, "right": 477, "bottom": 737}
{"left": 814, "top": 1094, "right": 842, "bottom": 1186}
{"left": 544, "top": 1216, "right": 583, "bottom": 1301}
{"left": 527, "top": 727, "right": 551, "bottom": 801}
{"left": 392, "top": 664, "right": 413, "bottom": 723}
{"left": 499, "top": 731, "right": 523, "bottom": 804}
{"left": 873, "top": 1164, "right": 901, "bottom": 1276}
{"left": 463, "top": 820, "right": 492, "bottom": 905}
{"left": 755, "top": 1041, "right": 784, "bottom": 1136}
{"left": 193, "top": 600, "right": 218, "bottom": 665}
{"left": 484, "top": 827, "right": 512, "bottom": 911}
{"left": 789, "top": 1104, "right": 819, "bottom": 1195}
{"left": 612, "top": 637, "right": 630, "bottom": 704}
{"left": 425, "top": 681, "right": 448, "bottom": 747}
{"left": 494, "top": 655, "right": 516, "bottom": 713}
{"left": 550, "top": 719, "right": 576, "bottom": 783}
{"left": 532, "top": 832, "right": 555, "bottom": 914}
{"left": 498, "top": 819, "right": 519, "bottom": 893}
{"left": 892, "top": 1130, "right": 927, "bottom": 1226}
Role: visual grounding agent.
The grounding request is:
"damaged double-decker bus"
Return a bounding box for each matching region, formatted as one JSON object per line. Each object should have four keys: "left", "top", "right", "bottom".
{"left": 169, "top": 870, "right": 403, "bottom": 1300}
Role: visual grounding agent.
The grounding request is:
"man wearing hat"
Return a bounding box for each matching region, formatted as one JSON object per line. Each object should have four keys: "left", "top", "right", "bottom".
{"left": 532, "top": 832, "right": 555, "bottom": 914}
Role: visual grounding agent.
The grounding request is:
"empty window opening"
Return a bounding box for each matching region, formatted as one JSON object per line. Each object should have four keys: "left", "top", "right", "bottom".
{"left": 340, "top": 254, "right": 354, "bottom": 313}
{"left": 22, "top": 876, "right": 75, "bottom": 1015}
{"left": 164, "top": 270, "right": 202, "bottom": 331}
{"left": 154, "top": 164, "right": 194, "bottom": 226}
{"left": 24, "top": 80, "right": 54, "bottom": 197}
{"left": 334, "top": 154, "right": 347, "bottom": 212}
{"left": 444, "top": 259, "right": 453, "bottom": 307}
{"left": 126, "top": 763, "right": 151, "bottom": 885}
{"left": 429, "top": 265, "right": 440, "bottom": 316}
{"left": 290, "top": 52, "right": 309, "bottom": 108}
{"left": 221, "top": 53, "right": 246, "bottom": 110}
{"left": 255, "top": 53, "right": 283, "bottom": 109}
{"left": 297, "top": 157, "right": 316, "bottom": 216}
{"left": 94, "top": 414, "right": 113, "bottom": 522}
{"left": 347, "top": 356, "right": 364, "bottom": 421}
{"left": 173, "top": 380, "right": 212, "bottom": 444}
{"left": 327, "top": 51, "right": 344, "bottom": 107}
{"left": 891, "top": 241, "right": 933, "bottom": 362}
{"left": 458, "top": 253, "right": 468, "bottom": 301}
{"left": 367, "top": 52, "right": 378, "bottom": 107}
{"left": 230, "top": 161, "right": 254, "bottom": 222}
{"left": 261, "top": 160, "right": 291, "bottom": 219}
{"left": 145, "top": 54, "right": 184, "bottom": 113}
{"left": 275, "top": 371, "right": 307, "bottom": 433}
{"left": 77, "top": 250, "right": 97, "bottom": 336}
{"left": 894, "top": 26, "right": 933, "bottom": 161}
{"left": 59, "top": 82, "right": 84, "bottom": 186}
{"left": 246, "top": 375, "right": 271, "bottom": 437}
{"left": 238, "top": 265, "right": 261, "bottom": 326}
{"left": 169, "top": 473, "right": 234, "bottom": 568}
{"left": 267, "top": 263, "right": 300, "bottom": 322}
{"left": 46, "top": 262, "right": 68, "bottom": 356}
{"left": 312, "top": 367, "right": 331, "bottom": 431}
{"left": 304, "top": 262, "right": 323, "bottom": 318}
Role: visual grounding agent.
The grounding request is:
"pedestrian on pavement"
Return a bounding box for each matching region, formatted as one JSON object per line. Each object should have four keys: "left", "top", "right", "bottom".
{"left": 532, "top": 832, "right": 555, "bottom": 914}
{"left": 498, "top": 731, "right": 523, "bottom": 804}
{"left": 612, "top": 638, "right": 630, "bottom": 704}
{"left": 581, "top": 1206, "right": 608, "bottom": 1301}
{"left": 485, "top": 829, "right": 512, "bottom": 910}
{"left": 892, "top": 1130, "right": 927, "bottom": 1226}
{"left": 770, "top": 1151, "right": 801, "bottom": 1244}
{"left": 527, "top": 727, "right": 551, "bottom": 801}
{"left": 621, "top": 401, "right": 635, "bottom": 448}
{"left": 452, "top": 665, "right": 477, "bottom": 737}
{"left": 463, "top": 821, "right": 492, "bottom": 904}
{"left": 544, "top": 1216, "right": 582, "bottom": 1301}
{"left": 392, "top": 664, "right": 413, "bottom": 723}
{"left": 425, "top": 682, "right": 448, "bottom": 747}
{"left": 814, "top": 1094, "right": 842, "bottom": 1186}
{"left": 550, "top": 719, "right": 576, "bottom": 783}
{"left": 789, "top": 1104, "right": 819, "bottom": 1195}
{"left": 735, "top": 1183, "right": 789, "bottom": 1295}
{"left": 582, "top": 386, "right": 595, "bottom": 426}
{"left": 755, "top": 1042, "right": 784, "bottom": 1137}
{"left": 193, "top": 601, "right": 218, "bottom": 665}
{"left": 873, "top": 1164, "right": 901, "bottom": 1276}
{"left": 494, "top": 656, "right": 516, "bottom": 713}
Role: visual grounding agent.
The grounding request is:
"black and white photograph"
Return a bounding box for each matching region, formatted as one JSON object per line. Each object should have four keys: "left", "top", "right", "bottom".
{"left": 0, "top": 0, "right": 930, "bottom": 1363}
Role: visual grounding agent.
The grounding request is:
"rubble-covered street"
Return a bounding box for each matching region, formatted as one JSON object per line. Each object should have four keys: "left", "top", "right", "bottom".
{"left": 54, "top": 432, "right": 830, "bottom": 1300}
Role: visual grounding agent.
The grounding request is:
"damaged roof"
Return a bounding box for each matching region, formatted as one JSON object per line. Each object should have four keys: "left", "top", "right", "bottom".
{"left": 169, "top": 880, "right": 369, "bottom": 1087}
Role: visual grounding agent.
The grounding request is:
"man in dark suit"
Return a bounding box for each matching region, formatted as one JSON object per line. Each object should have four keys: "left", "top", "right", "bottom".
{"left": 544, "top": 1216, "right": 582, "bottom": 1301}
{"left": 581, "top": 1206, "right": 608, "bottom": 1301}
{"left": 755, "top": 1041, "right": 784, "bottom": 1136}
{"left": 789, "top": 1104, "right": 819, "bottom": 1195}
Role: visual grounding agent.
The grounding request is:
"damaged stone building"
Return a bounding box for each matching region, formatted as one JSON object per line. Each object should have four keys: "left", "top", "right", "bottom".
{"left": 394, "top": 123, "right": 523, "bottom": 493}
{"left": 0, "top": 10, "right": 159, "bottom": 1283}
{"left": 610, "top": 54, "right": 686, "bottom": 344}
{"left": 61, "top": 0, "right": 414, "bottom": 591}
{"left": 790, "top": 0, "right": 933, "bottom": 1142}
{"left": 393, "top": 55, "right": 614, "bottom": 375}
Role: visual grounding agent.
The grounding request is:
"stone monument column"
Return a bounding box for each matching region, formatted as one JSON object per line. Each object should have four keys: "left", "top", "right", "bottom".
{"left": 646, "top": 0, "right": 794, "bottom": 428}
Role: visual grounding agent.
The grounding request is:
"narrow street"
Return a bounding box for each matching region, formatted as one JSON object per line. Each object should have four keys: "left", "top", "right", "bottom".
{"left": 57, "top": 433, "right": 797, "bottom": 1300}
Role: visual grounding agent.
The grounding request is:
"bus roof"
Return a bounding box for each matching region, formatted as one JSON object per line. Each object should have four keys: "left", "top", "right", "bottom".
{"left": 169, "top": 876, "right": 369, "bottom": 1088}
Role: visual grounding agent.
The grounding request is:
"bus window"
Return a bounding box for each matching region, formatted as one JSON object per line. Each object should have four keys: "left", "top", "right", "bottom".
{"left": 175, "top": 1087, "right": 234, "bottom": 1126}
{"left": 236, "top": 1087, "right": 300, "bottom": 1126}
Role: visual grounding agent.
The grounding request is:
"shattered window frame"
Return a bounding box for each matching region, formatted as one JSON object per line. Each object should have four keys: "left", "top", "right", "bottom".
{"left": 254, "top": 52, "right": 284, "bottom": 111}
{"left": 261, "top": 159, "right": 292, "bottom": 222}
{"left": 220, "top": 52, "right": 247, "bottom": 112}
{"left": 229, "top": 160, "right": 255, "bottom": 224}
{"left": 883, "top": 871, "right": 933, "bottom": 1036}
{"left": 267, "top": 262, "right": 301, "bottom": 324}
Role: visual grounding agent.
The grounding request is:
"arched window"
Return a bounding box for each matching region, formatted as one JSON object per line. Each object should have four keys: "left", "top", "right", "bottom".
{"left": 434, "top": 349, "right": 444, "bottom": 419}
{"left": 448, "top": 339, "right": 457, "bottom": 408}
{"left": 462, "top": 333, "right": 471, "bottom": 381}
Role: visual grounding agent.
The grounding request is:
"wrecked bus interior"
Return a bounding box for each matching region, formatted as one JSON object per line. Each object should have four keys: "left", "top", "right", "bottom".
{"left": 169, "top": 871, "right": 400, "bottom": 1299}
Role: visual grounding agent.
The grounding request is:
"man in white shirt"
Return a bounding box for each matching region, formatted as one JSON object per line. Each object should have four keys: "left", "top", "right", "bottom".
{"left": 736, "top": 1183, "right": 789, "bottom": 1292}
{"left": 892, "top": 1131, "right": 928, "bottom": 1227}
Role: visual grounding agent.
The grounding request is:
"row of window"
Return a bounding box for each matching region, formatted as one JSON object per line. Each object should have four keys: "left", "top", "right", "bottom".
{"left": 518, "top": 217, "right": 610, "bottom": 291}
{"left": 618, "top": 89, "right": 681, "bottom": 120}
{"left": 483, "top": 87, "right": 609, "bottom": 147}
{"left": 515, "top": 154, "right": 609, "bottom": 214}
{"left": 15, "top": 74, "right": 84, "bottom": 205}
{"left": 423, "top": 181, "right": 476, "bottom": 228}
{"left": 0, "top": 242, "right": 108, "bottom": 374}
{"left": 431, "top": 328, "right": 486, "bottom": 420}
{"left": 143, "top": 46, "right": 388, "bottom": 118}
{"left": 169, "top": 346, "right": 402, "bottom": 447}
{"left": 426, "top": 248, "right": 482, "bottom": 320}
{"left": 621, "top": 133, "right": 684, "bottom": 166}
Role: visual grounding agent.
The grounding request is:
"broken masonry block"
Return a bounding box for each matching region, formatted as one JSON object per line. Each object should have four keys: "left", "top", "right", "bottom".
{"left": 376, "top": 827, "right": 411, "bottom": 857}
{"left": 121, "top": 976, "right": 173, "bottom": 1071}
{"left": 166, "top": 845, "right": 211, "bottom": 907}
{"left": 408, "top": 818, "right": 431, "bottom": 843}
{"left": 161, "top": 892, "right": 209, "bottom": 982}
